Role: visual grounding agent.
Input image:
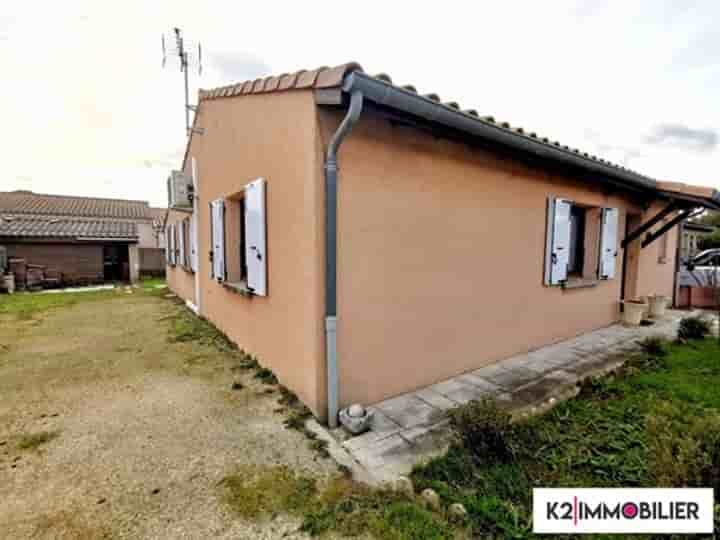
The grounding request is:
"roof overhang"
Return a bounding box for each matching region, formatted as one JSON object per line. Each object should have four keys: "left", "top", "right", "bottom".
{"left": 336, "top": 70, "right": 718, "bottom": 209}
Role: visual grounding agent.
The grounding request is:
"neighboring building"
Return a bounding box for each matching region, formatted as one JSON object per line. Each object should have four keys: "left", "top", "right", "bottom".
{"left": 680, "top": 221, "right": 715, "bottom": 261}
{"left": 0, "top": 190, "right": 166, "bottom": 286}
{"left": 164, "top": 62, "right": 720, "bottom": 425}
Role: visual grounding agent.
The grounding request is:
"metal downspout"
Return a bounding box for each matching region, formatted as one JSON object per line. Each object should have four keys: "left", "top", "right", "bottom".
{"left": 325, "top": 90, "right": 364, "bottom": 428}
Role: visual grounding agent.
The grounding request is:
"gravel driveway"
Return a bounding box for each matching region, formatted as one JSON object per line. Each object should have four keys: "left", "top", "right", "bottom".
{"left": 0, "top": 289, "right": 338, "bottom": 539}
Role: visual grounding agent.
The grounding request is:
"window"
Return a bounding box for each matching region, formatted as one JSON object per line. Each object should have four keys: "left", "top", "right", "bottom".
{"left": 209, "top": 179, "right": 267, "bottom": 296}
{"left": 567, "top": 205, "right": 586, "bottom": 275}
{"left": 545, "top": 197, "right": 618, "bottom": 286}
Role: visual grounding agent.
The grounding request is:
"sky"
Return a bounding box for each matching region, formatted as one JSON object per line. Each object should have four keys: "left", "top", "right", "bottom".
{"left": 1, "top": 0, "right": 718, "bottom": 207}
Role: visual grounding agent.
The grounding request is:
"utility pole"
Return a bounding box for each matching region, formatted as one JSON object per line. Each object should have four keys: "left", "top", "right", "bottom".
{"left": 162, "top": 27, "right": 202, "bottom": 136}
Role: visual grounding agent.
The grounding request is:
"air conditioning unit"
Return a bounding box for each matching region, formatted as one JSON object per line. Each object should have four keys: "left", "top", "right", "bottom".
{"left": 167, "top": 170, "right": 192, "bottom": 209}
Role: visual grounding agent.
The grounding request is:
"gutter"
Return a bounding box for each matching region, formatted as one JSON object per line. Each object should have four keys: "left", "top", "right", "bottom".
{"left": 342, "top": 72, "right": 657, "bottom": 194}
{"left": 325, "top": 90, "right": 364, "bottom": 428}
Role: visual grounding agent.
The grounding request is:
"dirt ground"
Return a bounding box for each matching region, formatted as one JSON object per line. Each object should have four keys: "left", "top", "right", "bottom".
{"left": 0, "top": 289, "right": 338, "bottom": 539}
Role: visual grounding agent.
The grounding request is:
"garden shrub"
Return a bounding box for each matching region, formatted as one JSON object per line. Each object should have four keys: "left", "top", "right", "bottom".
{"left": 448, "top": 399, "right": 515, "bottom": 464}
{"left": 678, "top": 316, "right": 711, "bottom": 341}
{"left": 639, "top": 336, "right": 668, "bottom": 357}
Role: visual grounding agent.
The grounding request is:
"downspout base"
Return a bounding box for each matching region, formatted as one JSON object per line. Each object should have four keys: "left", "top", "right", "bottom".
{"left": 325, "top": 316, "right": 338, "bottom": 428}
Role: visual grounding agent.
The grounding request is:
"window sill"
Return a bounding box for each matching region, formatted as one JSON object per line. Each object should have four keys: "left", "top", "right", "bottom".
{"left": 222, "top": 281, "right": 253, "bottom": 297}
{"left": 562, "top": 278, "right": 599, "bottom": 290}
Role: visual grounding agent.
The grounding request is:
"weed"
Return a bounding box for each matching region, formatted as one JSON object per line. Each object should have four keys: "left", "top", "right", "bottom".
{"left": 254, "top": 367, "right": 278, "bottom": 385}
{"left": 639, "top": 336, "right": 668, "bottom": 357}
{"left": 168, "top": 310, "right": 237, "bottom": 352}
{"left": 678, "top": 316, "right": 711, "bottom": 341}
{"left": 284, "top": 408, "right": 311, "bottom": 431}
{"left": 308, "top": 438, "right": 329, "bottom": 458}
{"left": 237, "top": 354, "right": 259, "bottom": 371}
{"left": 448, "top": 398, "right": 515, "bottom": 464}
{"left": 18, "top": 430, "right": 59, "bottom": 450}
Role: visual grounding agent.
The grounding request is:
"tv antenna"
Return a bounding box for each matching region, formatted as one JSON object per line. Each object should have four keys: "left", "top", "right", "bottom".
{"left": 162, "top": 27, "right": 203, "bottom": 136}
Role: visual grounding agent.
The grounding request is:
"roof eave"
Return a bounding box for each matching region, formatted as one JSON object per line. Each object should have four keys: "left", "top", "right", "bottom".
{"left": 342, "top": 71, "right": 657, "bottom": 196}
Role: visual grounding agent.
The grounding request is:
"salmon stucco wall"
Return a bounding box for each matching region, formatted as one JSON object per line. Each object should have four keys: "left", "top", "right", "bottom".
{"left": 183, "top": 91, "right": 326, "bottom": 419}
{"left": 320, "top": 109, "right": 673, "bottom": 408}
{"left": 165, "top": 209, "right": 196, "bottom": 305}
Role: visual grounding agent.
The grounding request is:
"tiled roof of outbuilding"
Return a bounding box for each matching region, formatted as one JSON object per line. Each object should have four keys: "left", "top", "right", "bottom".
{"left": 0, "top": 215, "right": 137, "bottom": 239}
{"left": 197, "top": 62, "right": 650, "bottom": 180}
{"left": 0, "top": 191, "right": 154, "bottom": 219}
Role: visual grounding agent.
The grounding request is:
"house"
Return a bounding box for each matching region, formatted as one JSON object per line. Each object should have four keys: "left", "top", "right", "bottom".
{"left": 164, "top": 62, "right": 720, "bottom": 426}
{"left": 680, "top": 221, "right": 715, "bottom": 261}
{"left": 0, "top": 190, "right": 166, "bottom": 287}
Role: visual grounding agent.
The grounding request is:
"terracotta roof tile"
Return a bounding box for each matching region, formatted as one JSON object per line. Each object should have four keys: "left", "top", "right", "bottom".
{"left": 0, "top": 191, "right": 154, "bottom": 219}
{"left": 194, "top": 62, "right": 717, "bottom": 195}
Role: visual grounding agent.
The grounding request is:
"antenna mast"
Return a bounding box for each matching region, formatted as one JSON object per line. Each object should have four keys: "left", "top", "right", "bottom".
{"left": 162, "top": 27, "right": 203, "bottom": 136}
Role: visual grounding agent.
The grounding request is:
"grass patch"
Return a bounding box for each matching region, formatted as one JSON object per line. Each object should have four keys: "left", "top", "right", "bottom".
{"left": 167, "top": 309, "right": 237, "bottom": 352}
{"left": 0, "top": 289, "right": 118, "bottom": 320}
{"left": 18, "top": 430, "right": 59, "bottom": 450}
{"left": 221, "top": 466, "right": 458, "bottom": 539}
{"left": 410, "top": 338, "right": 720, "bottom": 538}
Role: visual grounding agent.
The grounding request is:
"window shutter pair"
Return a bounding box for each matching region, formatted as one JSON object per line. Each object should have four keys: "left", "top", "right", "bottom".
{"left": 210, "top": 199, "right": 226, "bottom": 281}
{"left": 544, "top": 197, "right": 618, "bottom": 285}
{"left": 208, "top": 179, "right": 267, "bottom": 295}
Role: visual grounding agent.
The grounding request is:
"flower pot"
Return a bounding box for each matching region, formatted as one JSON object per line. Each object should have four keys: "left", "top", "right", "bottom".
{"left": 647, "top": 294, "right": 668, "bottom": 318}
{"left": 621, "top": 300, "right": 647, "bottom": 326}
{"left": 1, "top": 273, "right": 14, "bottom": 294}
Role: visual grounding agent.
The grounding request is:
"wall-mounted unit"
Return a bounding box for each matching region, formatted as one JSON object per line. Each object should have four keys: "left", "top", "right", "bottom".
{"left": 167, "top": 170, "right": 192, "bottom": 209}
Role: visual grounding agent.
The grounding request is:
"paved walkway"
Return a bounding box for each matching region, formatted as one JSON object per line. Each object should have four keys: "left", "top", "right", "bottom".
{"left": 309, "top": 310, "right": 693, "bottom": 485}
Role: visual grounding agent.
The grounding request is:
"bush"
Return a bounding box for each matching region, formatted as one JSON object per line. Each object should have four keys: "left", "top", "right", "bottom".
{"left": 448, "top": 399, "right": 515, "bottom": 464}
{"left": 678, "top": 316, "right": 711, "bottom": 341}
{"left": 646, "top": 402, "right": 720, "bottom": 491}
{"left": 639, "top": 336, "right": 668, "bottom": 357}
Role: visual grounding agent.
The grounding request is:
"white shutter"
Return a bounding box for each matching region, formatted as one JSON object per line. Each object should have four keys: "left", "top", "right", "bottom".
{"left": 165, "top": 226, "right": 170, "bottom": 264}
{"left": 245, "top": 178, "right": 267, "bottom": 296}
{"left": 168, "top": 225, "right": 176, "bottom": 266}
{"left": 211, "top": 199, "right": 226, "bottom": 281}
{"left": 545, "top": 197, "right": 572, "bottom": 285}
{"left": 599, "top": 208, "right": 619, "bottom": 279}
{"left": 178, "top": 220, "right": 186, "bottom": 268}
{"left": 189, "top": 214, "right": 197, "bottom": 273}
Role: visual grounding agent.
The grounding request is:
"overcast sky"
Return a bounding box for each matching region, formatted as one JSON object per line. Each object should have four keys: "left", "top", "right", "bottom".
{"left": 1, "top": 0, "right": 718, "bottom": 207}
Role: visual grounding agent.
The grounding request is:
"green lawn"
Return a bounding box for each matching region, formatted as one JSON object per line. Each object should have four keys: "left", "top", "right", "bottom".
{"left": 411, "top": 337, "right": 720, "bottom": 538}
{"left": 3, "top": 286, "right": 717, "bottom": 539}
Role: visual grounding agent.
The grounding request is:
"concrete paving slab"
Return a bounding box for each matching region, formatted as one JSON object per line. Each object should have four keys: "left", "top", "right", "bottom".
{"left": 457, "top": 372, "right": 502, "bottom": 393}
{"left": 481, "top": 366, "right": 541, "bottom": 390}
{"left": 375, "top": 394, "right": 444, "bottom": 429}
{"left": 444, "top": 381, "right": 500, "bottom": 405}
{"left": 472, "top": 362, "right": 511, "bottom": 379}
{"left": 351, "top": 433, "right": 412, "bottom": 470}
{"left": 341, "top": 409, "right": 402, "bottom": 452}
{"left": 427, "top": 378, "right": 471, "bottom": 398}
{"left": 415, "top": 388, "right": 458, "bottom": 411}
